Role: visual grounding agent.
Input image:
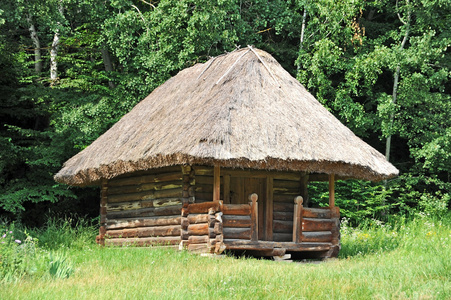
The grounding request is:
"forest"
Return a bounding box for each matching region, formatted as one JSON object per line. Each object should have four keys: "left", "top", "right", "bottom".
{"left": 0, "top": 0, "right": 450, "bottom": 225}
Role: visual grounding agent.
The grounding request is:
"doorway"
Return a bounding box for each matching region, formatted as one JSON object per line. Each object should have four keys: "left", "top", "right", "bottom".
{"left": 229, "top": 176, "right": 266, "bottom": 240}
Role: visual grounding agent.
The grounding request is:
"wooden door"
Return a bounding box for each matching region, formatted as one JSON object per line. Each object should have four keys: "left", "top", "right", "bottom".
{"left": 229, "top": 176, "right": 267, "bottom": 240}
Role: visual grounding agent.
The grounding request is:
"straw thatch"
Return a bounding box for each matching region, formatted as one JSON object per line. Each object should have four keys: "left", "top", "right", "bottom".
{"left": 55, "top": 46, "right": 398, "bottom": 186}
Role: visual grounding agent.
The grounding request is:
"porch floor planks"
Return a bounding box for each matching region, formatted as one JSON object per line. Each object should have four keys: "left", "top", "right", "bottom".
{"left": 223, "top": 239, "right": 332, "bottom": 252}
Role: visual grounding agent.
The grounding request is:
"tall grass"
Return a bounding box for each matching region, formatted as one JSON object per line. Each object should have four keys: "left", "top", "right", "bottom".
{"left": 340, "top": 214, "right": 451, "bottom": 258}
{"left": 0, "top": 216, "right": 96, "bottom": 282}
{"left": 27, "top": 216, "right": 97, "bottom": 250}
{"left": 0, "top": 214, "right": 449, "bottom": 299}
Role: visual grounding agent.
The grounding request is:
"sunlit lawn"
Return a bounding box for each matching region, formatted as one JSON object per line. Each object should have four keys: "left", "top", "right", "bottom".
{"left": 1, "top": 215, "right": 450, "bottom": 299}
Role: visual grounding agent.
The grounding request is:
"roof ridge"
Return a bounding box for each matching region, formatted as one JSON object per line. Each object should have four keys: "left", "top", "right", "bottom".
{"left": 197, "top": 47, "right": 242, "bottom": 80}
{"left": 247, "top": 45, "right": 281, "bottom": 88}
{"left": 213, "top": 46, "right": 281, "bottom": 87}
{"left": 215, "top": 48, "right": 251, "bottom": 85}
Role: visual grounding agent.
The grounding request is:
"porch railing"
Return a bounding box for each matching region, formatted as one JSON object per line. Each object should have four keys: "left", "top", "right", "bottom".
{"left": 222, "top": 193, "right": 258, "bottom": 242}
{"left": 292, "top": 196, "right": 340, "bottom": 246}
{"left": 180, "top": 194, "right": 340, "bottom": 255}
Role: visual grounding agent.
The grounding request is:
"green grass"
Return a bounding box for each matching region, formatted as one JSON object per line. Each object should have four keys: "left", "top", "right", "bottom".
{"left": 1, "top": 214, "right": 450, "bottom": 299}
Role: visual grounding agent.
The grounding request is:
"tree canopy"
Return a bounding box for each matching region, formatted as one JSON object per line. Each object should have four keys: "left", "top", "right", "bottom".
{"left": 0, "top": 0, "right": 449, "bottom": 224}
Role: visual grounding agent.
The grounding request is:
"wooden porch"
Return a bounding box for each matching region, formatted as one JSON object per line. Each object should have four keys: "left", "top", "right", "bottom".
{"left": 180, "top": 193, "right": 340, "bottom": 258}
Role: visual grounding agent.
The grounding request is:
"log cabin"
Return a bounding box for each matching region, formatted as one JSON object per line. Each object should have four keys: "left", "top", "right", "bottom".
{"left": 55, "top": 46, "right": 398, "bottom": 259}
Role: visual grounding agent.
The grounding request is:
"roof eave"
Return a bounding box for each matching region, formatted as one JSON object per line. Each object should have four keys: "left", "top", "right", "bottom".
{"left": 54, "top": 155, "right": 399, "bottom": 187}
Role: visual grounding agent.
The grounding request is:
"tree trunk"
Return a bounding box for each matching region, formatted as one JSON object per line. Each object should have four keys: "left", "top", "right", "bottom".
{"left": 26, "top": 14, "right": 42, "bottom": 74}
{"left": 296, "top": 8, "right": 307, "bottom": 73}
{"left": 383, "top": 1, "right": 412, "bottom": 216}
{"left": 50, "top": 31, "right": 60, "bottom": 81}
{"left": 50, "top": 3, "right": 64, "bottom": 83}
{"left": 385, "top": 1, "right": 411, "bottom": 162}
{"left": 101, "top": 46, "right": 116, "bottom": 89}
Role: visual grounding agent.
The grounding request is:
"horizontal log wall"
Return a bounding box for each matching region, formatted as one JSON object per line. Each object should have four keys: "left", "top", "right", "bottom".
{"left": 106, "top": 225, "right": 181, "bottom": 238}
{"left": 191, "top": 166, "right": 223, "bottom": 203}
{"left": 222, "top": 215, "right": 251, "bottom": 228}
{"left": 192, "top": 165, "right": 302, "bottom": 204}
{"left": 104, "top": 166, "right": 184, "bottom": 246}
{"left": 105, "top": 236, "right": 181, "bottom": 247}
{"left": 272, "top": 178, "right": 299, "bottom": 242}
{"left": 107, "top": 216, "right": 181, "bottom": 230}
{"left": 272, "top": 198, "right": 295, "bottom": 243}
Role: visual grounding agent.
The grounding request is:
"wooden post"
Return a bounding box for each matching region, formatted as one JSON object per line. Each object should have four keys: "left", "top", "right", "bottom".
{"left": 97, "top": 180, "right": 108, "bottom": 246}
{"left": 181, "top": 165, "right": 194, "bottom": 205}
{"left": 180, "top": 204, "right": 189, "bottom": 250}
{"left": 249, "top": 193, "right": 258, "bottom": 241}
{"left": 300, "top": 173, "right": 309, "bottom": 207}
{"left": 180, "top": 166, "right": 193, "bottom": 251}
{"left": 223, "top": 174, "right": 230, "bottom": 204}
{"left": 331, "top": 206, "right": 340, "bottom": 245}
{"left": 292, "top": 196, "right": 303, "bottom": 243}
{"left": 329, "top": 174, "right": 335, "bottom": 208}
{"left": 213, "top": 165, "right": 220, "bottom": 202}
{"left": 265, "top": 176, "right": 273, "bottom": 241}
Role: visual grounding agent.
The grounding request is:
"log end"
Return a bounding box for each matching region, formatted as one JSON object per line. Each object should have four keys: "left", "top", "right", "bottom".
{"left": 96, "top": 235, "right": 105, "bottom": 246}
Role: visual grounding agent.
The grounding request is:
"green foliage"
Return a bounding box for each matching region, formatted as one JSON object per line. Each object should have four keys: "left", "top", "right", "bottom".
{"left": 309, "top": 180, "right": 393, "bottom": 224}
{"left": 298, "top": 0, "right": 450, "bottom": 216}
{"left": 0, "top": 9, "right": 4, "bottom": 25}
{"left": 311, "top": 176, "right": 449, "bottom": 224}
{"left": 0, "top": 83, "right": 78, "bottom": 214}
{"left": 0, "top": 0, "right": 110, "bottom": 216}
{"left": 389, "top": 174, "right": 450, "bottom": 216}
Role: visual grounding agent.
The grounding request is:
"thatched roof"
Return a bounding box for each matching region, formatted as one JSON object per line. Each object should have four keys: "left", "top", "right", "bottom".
{"left": 55, "top": 46, "right": 398, "bottom": 186}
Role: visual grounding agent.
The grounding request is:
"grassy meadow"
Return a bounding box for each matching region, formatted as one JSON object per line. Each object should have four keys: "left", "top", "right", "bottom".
{"left": 1, "top": 214, "right": 450, "bottom": 299}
